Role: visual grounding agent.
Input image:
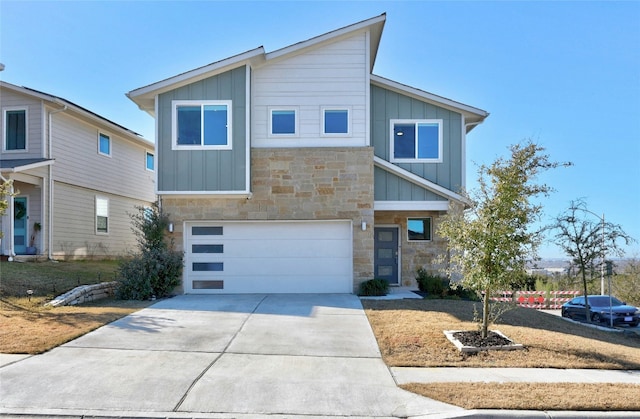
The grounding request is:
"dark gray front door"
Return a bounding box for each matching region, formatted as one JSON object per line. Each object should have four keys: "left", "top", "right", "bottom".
{"left": 374, "top": 227, "right": 399, "bottom": 285}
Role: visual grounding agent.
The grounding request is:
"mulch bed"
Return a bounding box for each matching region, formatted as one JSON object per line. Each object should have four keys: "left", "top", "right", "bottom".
{"left": 453, "top": 330, "right": 514, "bottom": 347}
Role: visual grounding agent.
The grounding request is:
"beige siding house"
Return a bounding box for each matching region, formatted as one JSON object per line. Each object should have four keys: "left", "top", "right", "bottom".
{"left": 0, "top": 82, "right": 156, "bottom": 259}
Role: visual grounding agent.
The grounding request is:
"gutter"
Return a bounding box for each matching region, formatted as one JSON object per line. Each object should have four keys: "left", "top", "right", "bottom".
{"left": 47, "top": 104, "right": 67, "bottom": 260}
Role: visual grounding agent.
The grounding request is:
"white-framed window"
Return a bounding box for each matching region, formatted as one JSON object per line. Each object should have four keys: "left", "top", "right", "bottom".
{"left": 3, "top": 107, "right": 27, "bottom": 151}
{"left": 98, "top": 132, "right": 111, "bottom": 157}
{"left": 145, "top": 151, "right": 154, "bottom": 171}
{"left": 321, "top": 107, "right": 350, "bottom": 136}
{"left": 407, "top": 217, "right": 432, "bottom": 241}
{"left": 390, "top": 119, "right": 443, "bottom": 163}
{"left": 95, "top": 196, "right": 109, "bottom": 234}
{"left": 269, "top": 107, "right": 298, "bottom": 136}
{"left": 172, "top": 100, "right": 232, "bottom": 150}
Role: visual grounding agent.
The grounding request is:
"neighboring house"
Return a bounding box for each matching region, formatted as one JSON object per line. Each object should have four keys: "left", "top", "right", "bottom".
{"left": 127, "top": 14, "right": 488, "bottom": 293}
{"left": 0, "top": 82, "right": 156, "bottom": 260}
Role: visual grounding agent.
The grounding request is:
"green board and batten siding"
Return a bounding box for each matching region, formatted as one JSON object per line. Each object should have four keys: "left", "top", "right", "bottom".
{"left": 157, "top": 66, "right": 247, "bottom": 193}
{"left": 371, "top": 84, "right": 463, "bottom": 200}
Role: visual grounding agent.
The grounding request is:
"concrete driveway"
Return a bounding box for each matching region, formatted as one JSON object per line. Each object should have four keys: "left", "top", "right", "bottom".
{"left": 0, "top": 294, "right": 461, "bottom": 418}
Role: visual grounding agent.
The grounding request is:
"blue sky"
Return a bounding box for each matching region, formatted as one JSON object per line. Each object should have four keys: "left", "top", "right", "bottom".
{"left": 1, "top": 1, "right": 638, "bottom": 259}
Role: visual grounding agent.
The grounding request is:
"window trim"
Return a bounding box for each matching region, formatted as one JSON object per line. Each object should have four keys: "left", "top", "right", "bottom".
{"left": 407, "top": 217, "right": 432, "bottom": 242}
{"left": 145, "top": 151, "right": 155, "bottom": 171}
{"left": 171, "top": 100, "right": 233, "bottom": 150}
{"left": 390, "top": 119, "right": 443, "bottom": 163}
{"left": 98, "top": 132, "right": 111, "bottom": 157}
{"left": 95, "top": 196, "right": 109, "bottom": 235}
{"left": 321, "top": 107, "right": 351, "bottom": 137}
{"left": 3, "top": 106, "right": 28, "bottom": 152}
{"left": 268, "top": 107, "right": 299, "bottom": 137}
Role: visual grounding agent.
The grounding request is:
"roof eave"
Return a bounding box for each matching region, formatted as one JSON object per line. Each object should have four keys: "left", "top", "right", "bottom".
{"left": 265, "top": 14, "right": 386, "bottom": 71}
{"left": 370, "top": 74, "right": 489, "bottom": 129}
{"left": 127, "top": 47, "right": 266, "bottom": 113}
{"left": 1, "top": 82, "right": 152, "bottom": 146}
{"left": 373, "top": 156, "right": 471, "bottom": 207}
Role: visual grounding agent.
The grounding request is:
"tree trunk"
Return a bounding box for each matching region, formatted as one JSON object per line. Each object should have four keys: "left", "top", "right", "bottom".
{"left": 482, "top": 289, "right": 490, "bottom": 339}
{"left": 581, "top": 268, "right": 590, "bottom": 323}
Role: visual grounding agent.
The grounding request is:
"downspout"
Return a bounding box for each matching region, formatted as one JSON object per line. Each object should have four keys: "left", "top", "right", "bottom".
{"left": 47, "top": 104, "right": 67, "bottom": 260}
{"left": 0, "top": 172, "right": 14, "bottom": 260}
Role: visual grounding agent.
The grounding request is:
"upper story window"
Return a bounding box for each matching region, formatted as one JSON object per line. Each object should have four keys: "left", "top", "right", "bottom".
{"left": 98, "top": 132, "right": 111, "bottom": 156}
{"left": 390, "top": 119, "right": 443, "bottom": 163}
{"left": 322, "top": 108, "right": 350, "bottom": 136}
{"left": 172, "top": 100, "right": 232, "bottom": 150}
{"left": 407, "top": 217, "right": 432, "bottom": 241}
{"left": 269, "top": 108, "right": 297, "bottom": 136}
{"left": 3, "top": 108, "right": 27, "bottom": 151}
{"left": 146, "top": 151, "right": 154, "bottom": 171}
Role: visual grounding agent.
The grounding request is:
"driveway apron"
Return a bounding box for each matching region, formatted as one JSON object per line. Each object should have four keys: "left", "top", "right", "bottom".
{"left": 0, "top": 294, "right": 461, "bottom": 418}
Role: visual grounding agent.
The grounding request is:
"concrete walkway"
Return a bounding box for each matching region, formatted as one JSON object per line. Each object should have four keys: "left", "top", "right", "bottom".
{"left": 0, "top": 294, "right": 461, "bottom": 418}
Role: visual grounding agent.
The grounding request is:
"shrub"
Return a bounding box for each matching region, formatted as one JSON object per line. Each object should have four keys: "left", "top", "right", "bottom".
{"left": 116, "top": 202, "right": 183, "bottom": 300}
{"left": 416, "top": 267, "right": 449, "bottom": 296}
{"left": 358, "top": 278, "right": 389, "bottom": 296}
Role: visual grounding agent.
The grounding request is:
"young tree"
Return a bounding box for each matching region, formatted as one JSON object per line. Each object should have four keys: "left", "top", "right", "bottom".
{"left": 438, "top": 141, "right": 568, "bottom": 338}
{"left": 551, "top": 200, "right": 634, "bottom": 321}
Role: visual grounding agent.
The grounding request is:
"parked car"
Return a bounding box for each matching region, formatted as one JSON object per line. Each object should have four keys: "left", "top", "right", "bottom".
{"left": 561, "top": 295, "right": 640, "bottom": 327}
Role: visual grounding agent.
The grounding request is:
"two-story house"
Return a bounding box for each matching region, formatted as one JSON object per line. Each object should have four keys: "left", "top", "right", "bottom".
{"left": 127, "top": 14, "right": 488, "bottom": 293}
{"left": 0, "top": 82, "right": 156, "bottom": 260}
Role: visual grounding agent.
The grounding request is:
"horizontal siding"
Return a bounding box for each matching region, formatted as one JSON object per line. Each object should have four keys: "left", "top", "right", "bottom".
{"left": 51, "top": 182, "right": 148, "bottom": 258}
{"left": 157, "top": 66, "right": 247, "bottom": 192}
{"left": 51, "top": 112, "right": 155, "bottom": 201}
{"left": 0, "top": 88, "right": 43, "bottom": 159}
{"left": 371, "top": 85, "right": 463, "bottom": 191}
{"left": 373, "top": 166, "right": 446, "bottom": 201}
{"left": 252, "top": 33, "right": 368, "bottom": 147}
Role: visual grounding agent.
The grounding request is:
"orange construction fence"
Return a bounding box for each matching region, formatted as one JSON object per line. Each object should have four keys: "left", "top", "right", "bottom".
{"left": 489, "top": 290, "right": 581, "bottom": 310}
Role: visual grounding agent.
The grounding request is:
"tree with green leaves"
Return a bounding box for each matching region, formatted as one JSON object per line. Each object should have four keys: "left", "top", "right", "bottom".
{"left": 438, "top": 141, "right": 568, "bottom": 338}
{"left": 551, "top": 200, "right": 634, "bottom": 322}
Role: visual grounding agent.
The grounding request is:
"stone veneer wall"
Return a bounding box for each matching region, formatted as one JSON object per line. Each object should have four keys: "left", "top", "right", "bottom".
{"left": 162, "top": 147, "right": 375, "bottom": 293}
{"left": 374, "top": 211, "right": 449, "bottom": 288}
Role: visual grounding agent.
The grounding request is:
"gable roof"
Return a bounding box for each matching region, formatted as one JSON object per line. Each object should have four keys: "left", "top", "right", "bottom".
{"left": 127, "top": 14, "right": 387, "bottom": 115}
{"left": 0, "top": 81, "right": 152, "bottom": 147}
{"left": 370, "top": 75, "right": 489, "bottom": 132}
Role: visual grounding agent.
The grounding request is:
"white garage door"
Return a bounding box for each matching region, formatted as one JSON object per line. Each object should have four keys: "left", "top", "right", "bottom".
{"left": 184, "top": 220, "right": 353, "bottom": 294}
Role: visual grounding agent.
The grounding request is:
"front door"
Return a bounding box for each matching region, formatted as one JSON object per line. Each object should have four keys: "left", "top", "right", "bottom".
{"left": 374, "top": 227, "right": 399, "bottom": 285}
{"left": 14, "top": 197, "right": 27, "bottom": 254}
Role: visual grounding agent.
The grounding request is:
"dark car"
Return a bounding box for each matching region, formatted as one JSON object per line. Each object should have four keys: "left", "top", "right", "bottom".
{"left": 561, "top": 295, "right": 640, "bottom": 327}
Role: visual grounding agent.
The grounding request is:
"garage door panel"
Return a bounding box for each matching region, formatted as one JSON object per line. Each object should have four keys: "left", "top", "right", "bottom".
{"left": 184, "top": 221, "right": 353, "bottom": 293}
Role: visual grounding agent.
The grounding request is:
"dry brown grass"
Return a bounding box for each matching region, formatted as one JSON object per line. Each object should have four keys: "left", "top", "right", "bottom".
{"left": 0, "top": 297, "right": 152, "bottom": 354}
{"left": 363, "top": 298, "right": 640, "bottom": 410}
{"left": 362, "top": 299, "right": 640, "bottom": 369}
{"left": 402, "top": 383, "right": 640, "bottom": 411}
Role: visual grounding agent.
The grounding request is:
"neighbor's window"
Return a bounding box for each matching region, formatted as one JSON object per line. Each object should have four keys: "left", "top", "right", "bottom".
{"left": 390, "top": 119, "right": 442, "bottom": 163}
{"left": 146, "top": 151, "right": 154, "bottom": 171}
{"left": 172, "top": 100, "right": 232, "bottom": 150}
{"left": 407, "top": 218, "right": 432, "bottom": 241}
{"left": 96, "top": 197, "right": 109, "bottom": 234}
{"left": 270, "top": 108, "right": 297, "bottom": 135}
{"left": 4, "top": 108, "right": 27, "bottom": 151}
{"left": 322, "top": 108, "right": 350, "bottom": 135}
{"left": 98, "top": 132, "right": 111, "bottom": 156}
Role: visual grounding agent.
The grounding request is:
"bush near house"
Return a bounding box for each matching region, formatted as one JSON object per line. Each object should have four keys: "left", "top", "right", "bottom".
{"left": 357, "top": 278, "right": 389, "bottom": 296}
{"left": 116, "top": 203, "right": 183, "bottom": 300}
